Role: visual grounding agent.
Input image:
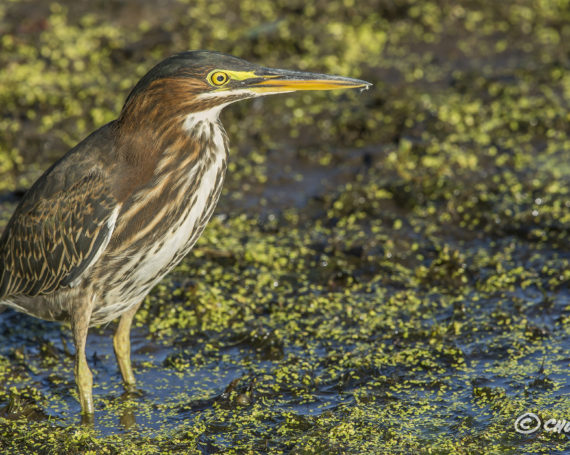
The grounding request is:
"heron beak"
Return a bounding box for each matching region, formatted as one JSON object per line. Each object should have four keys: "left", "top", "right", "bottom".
{"left": 246, "top": 68, "right": 372, "bottom": 93}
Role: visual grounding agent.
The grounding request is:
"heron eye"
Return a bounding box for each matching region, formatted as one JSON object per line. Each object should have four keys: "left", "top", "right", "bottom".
{"left": 209, "top": 71, "right": 229, "bottom": 86}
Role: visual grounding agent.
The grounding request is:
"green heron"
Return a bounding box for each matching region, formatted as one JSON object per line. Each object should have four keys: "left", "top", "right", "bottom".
{"left": 0, "top": 51, "right": 370, "bottom": 417}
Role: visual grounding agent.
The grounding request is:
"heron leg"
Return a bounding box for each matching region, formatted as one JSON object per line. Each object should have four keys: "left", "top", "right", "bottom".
{"left": 71, "top": 297, "right": 94, "bottom": 418}
{"left": 113, "top": 302, "right": 142, "bottom": 391}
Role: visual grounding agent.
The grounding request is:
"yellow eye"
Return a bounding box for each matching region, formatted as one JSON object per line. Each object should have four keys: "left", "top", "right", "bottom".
{"left": 209, "top": 71, "right": 229, "bottom": 86}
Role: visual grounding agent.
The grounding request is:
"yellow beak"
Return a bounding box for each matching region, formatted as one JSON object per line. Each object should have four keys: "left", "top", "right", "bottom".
{"left": 244, "top": 68, "right": 372, "bottom": 93}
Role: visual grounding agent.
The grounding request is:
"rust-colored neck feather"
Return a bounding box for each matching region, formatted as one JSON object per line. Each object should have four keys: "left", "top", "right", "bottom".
{"left": 116, "top": 78, "right": 209, "bottom": 156}
{"left": 112, "top": 78, "right": 211, "bottom": 201}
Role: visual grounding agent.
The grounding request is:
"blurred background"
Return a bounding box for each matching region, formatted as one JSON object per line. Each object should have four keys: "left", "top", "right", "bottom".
{"left": 0, "top": 0, "right": 569, "bottom": 453}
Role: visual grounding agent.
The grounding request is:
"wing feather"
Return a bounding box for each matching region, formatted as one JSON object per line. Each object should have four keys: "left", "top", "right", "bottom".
{"left": 0, "top": 171, "right": 118, "bottom": 297}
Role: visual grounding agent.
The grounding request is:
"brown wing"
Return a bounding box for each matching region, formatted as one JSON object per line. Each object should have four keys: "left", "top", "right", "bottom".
{"left": 0, "top": 121, "right": 124, "bottom": 298}
{"left": 0, "top": 170, "right": 118, "bottom": 297}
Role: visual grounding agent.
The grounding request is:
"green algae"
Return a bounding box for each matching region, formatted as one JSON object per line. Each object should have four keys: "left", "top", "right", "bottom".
{"left": 0, "top": 0, "right": 569, "bottom": 453}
